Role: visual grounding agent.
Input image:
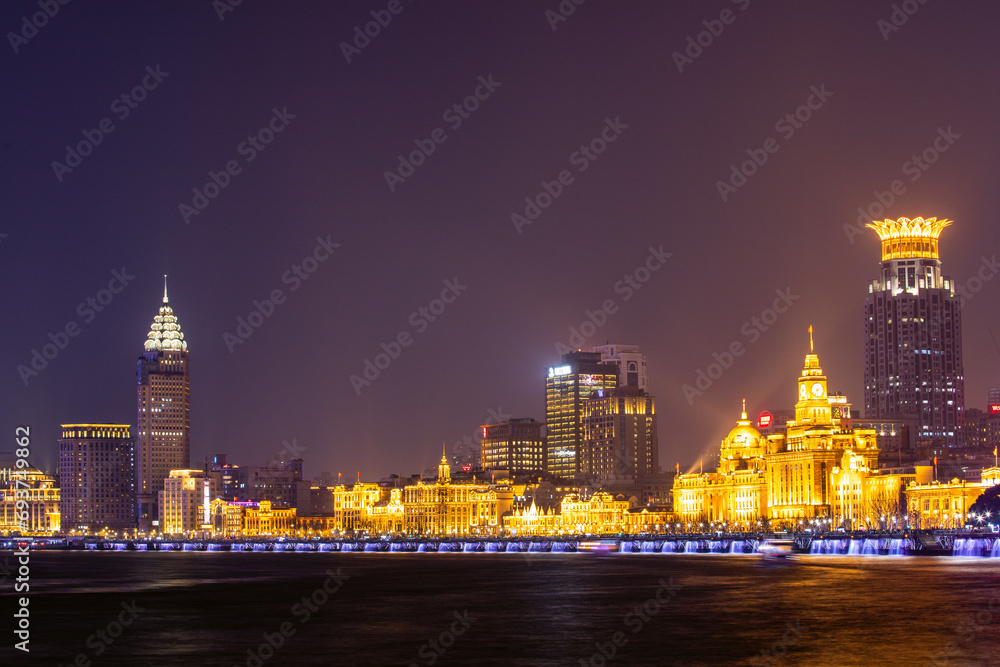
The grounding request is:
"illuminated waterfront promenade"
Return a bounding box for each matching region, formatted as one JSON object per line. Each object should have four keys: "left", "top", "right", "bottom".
{"left": 8, "top": 531, "right": 997, "bottom": 557}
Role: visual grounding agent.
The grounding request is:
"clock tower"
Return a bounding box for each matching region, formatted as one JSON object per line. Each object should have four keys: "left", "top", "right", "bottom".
{"left": 794, "top": 326, "right": 831, "bottom": 426}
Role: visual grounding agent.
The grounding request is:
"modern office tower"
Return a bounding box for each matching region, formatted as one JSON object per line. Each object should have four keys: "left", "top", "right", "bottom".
{"left": 581, "top": 386, "right": 658, "bottom": 478}
{"left": 58, "top": 424, "right": 135, "bottom": 533}
{"left": 136, "top": 278, "right": 190, "bottom": 531}
{"left": 480, "top": 418, "right": 544, "bottom": 472}
{"left": 158, "top": 469, "right": 220, "bottom": 535}
{"left": 591, "top": 343, "right": 649, "bottom": 391}
{"left": 545, "top": 351, "right": 618, "bottom": 477}
{"left": 864, "top": 217, "right": 964, "bottom": 447}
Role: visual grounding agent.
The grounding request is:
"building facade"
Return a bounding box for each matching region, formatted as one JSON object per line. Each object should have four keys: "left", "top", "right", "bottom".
{"left": 545, "top": 351, "right": 618, "bottom": 477}
{"left": 136, "top": 280, "right": 191, "bottom": 531}
{"left": 58, "top": 424, "right": 135, "bottom": 533}
{"left": 480, "top": 418, "right": 544, "bottom": 473}
{"left": 0, "top": 467, "right": 60, "bottom": 535}
{"left": 864, "top": 217, "right": 964, "bottom": 447}
{"left": 591, "top": 343, "right": 649, "bottom": 392}
{"left": 581, "top": 386, "right": 658, "bottom": 478}
{"left": 158, "top": 469, "right": 219, "bottom": 535}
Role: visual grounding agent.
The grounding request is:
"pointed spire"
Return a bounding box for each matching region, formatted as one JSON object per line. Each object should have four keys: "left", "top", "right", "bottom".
{"left": 741, "top": 398, "right": 747, "bottom": 420}
{"left": 163, "top": 275, "right": 169, "bottom": 304}
{"left": 809, "top": 325, "right": 814, "bottom": 353}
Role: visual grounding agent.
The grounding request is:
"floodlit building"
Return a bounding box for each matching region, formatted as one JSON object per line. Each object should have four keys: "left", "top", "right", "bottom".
{"left": 158, "top": 469, "right": 219, "bottom": 535}
{"left": 0, "top": 467, "right": 60, "bottom": 535}
{"left": 136, "top": 278, "right": 191, "bottom": 530}
{"left": 58, "top": 424, "right": 135, "bottom": 533}
{"left": 591, "top": 343, "right": 649, "bottom": 392}
{"left": 582, "top": 386, "right": 658, "bottom": 478}
{"left": 864, "top": 217, "right": 964, "bottom": 447}
{"left": 904, "top": 465, "right": 1000, "bottom": 529}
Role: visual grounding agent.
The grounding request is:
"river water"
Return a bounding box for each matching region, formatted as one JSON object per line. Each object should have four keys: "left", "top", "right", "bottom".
{"left": 6, "top": 552, "right": 998, "bottom": 666}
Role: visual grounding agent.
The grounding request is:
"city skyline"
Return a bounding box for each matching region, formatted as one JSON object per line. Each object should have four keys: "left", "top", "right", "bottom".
{"left": 3, "top": 3, "right": 1000, "bottom": 483}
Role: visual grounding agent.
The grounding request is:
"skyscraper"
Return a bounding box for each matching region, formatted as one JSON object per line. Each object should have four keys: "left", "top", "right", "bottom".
{"left": 59, "top": 424, "right": 135, "bottom": 533}
{"left": 591, "top": 343, "right": 649, "bottom": 391}
{"left": 545, "top": 351, "right": 618, "bottom": 477}
{"left": 581, "top": 386, "right": 658, "bottom": 478}
{"left": 480, "top": 418, "right": 544, "bottom": 473}
{"left": 136, "top": 278, "right": 190, "bottom": 531}
{"left": 864, "top": 217, "right": 964, "bottom": 447}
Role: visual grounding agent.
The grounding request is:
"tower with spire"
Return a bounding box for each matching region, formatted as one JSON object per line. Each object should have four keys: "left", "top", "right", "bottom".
{"left": 135, "top": 276, "right": 191, "bottom": 531}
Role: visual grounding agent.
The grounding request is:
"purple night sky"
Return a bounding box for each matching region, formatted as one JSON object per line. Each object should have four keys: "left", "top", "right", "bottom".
{"left": 2, "top": 1, "right": 999, "bottom": 478}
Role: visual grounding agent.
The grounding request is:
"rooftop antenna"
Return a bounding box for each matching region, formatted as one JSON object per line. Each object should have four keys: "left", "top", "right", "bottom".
{"left": 809, "top": 325, "right": 814, "bottom": 353}
{"left": 163, "top": 274, "right": 169, "bottom": 303}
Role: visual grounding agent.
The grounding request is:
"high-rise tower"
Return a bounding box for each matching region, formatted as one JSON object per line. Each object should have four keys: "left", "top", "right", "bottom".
{"left": 864, "top": 217, "right": 964, "bottom": 447}
{"left": 545, "top": 351, "right": 618, "bottom": 477}
{"left": 136, "top": 277, "right": 190, "bottom": 531}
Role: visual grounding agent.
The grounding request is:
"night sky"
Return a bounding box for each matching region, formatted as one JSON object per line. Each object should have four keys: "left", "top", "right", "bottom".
{"left": 3, "top": 1, "right": 999, "bottom": 478}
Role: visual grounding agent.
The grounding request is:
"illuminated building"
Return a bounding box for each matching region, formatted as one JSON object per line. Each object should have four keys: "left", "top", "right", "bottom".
{"left": 546, "top": 351, "right": 618, "bottom": 477}
{"left": 0, "top": 467, "right": 60, "bottom": 535}
{"left": 158, "top": 469, "right": 219, "bottom": 535}
{"left": 864, "top": 217, "right": 964, "bottom": 447}
{"left": 238, "top": 458, "right": 308, "bottom": 509}
{"left": 242, "top": 500, "right": 295, "bottom": 536}
{"left": 674, "top": 330, "right": 881, "bottom": 529}
{"left": 480, "top": 418, "right": 544, "bottom": 473}
{"left": 505, "top": 491, "right": 642, "bottom": 534}
{"left": 829, "top": 454, "right": 930, "bottom": 530}
{"left": 591, "top": 343, "right": 648, "bottom": 391}
{"left": 504, "top": 501, "right": 561, "bottom": 535}
{"left": 673, "top": 401, "right": 768, "bottom": 527}
{"left": 401, "top": 450, "right": 510, "bottom": 535}
{"left": 582, "top": 386, "right": 658, "bottom": 477}
{"left": 136, "top": 278, "right": 190, "bottom": 531}
{"left": 904, "top": 468, "right": 1000, "bottom": 529}
{"left": 58, "top": 424, "right": 135, "bottom": 533}
{"left": 209, "top": 454, "right": 240, "bottom": 500}
{"left": 767, "top": 331, "right": 879, "bottom": 523}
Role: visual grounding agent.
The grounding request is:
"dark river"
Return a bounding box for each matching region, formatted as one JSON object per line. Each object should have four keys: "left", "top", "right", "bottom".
{"left": 5, "top": 552, "right": 998, "bottom": 666}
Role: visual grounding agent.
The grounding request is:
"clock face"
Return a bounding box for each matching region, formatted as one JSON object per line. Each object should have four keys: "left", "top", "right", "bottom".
{"left": 799, "top": 384, "right": 808, "bottom": 399}
{"left": 811, "top": 382, "right": 824, "bottom": 398}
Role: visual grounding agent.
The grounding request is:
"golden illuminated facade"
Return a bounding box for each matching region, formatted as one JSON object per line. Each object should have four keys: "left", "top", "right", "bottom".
{"left": 581, "top": 387, "right": 658, "bottom": 478}
{"left": 137, "top": 278, "right": 191, "bottom": 531}
{"left": 158, "top": 469, "right": 219, "bottom": 535}
{"left": 904, "top": 466, "right": 1000, "bottom": 529}
{"left": 401, "top": 450, "right": 510, "bottom": 535}
{"left": 208, "top": 499, "right": 296, "bottom": 536}
{"left": 864, "top": 217, "right": 964, "bottom": 446}
{"left": 505, "top": 491, "right": 648, "bottom": 534}
{"left": 0, "top": 467, "right": 60, "bottom": 535}
{"left": 673, "top": 401, "right": 768, "bottom": 527}
{"left": 674, "top": 330, "right": 881, "bottom": 528}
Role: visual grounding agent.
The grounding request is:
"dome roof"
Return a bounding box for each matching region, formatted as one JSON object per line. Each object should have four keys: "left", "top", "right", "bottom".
{"left": 723, "top": 401, "right": 761, "bottom": 448}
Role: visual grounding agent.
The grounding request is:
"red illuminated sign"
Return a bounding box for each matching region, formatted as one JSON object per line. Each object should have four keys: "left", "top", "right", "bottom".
{"left": 990, "top": 404, "right": 1000, "bottom": 415}
{"left": 757, "top": 411, "right": 772, "bottom": 428}
{"left": 461, "top": 465, "right": 472, "bottom": 472}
